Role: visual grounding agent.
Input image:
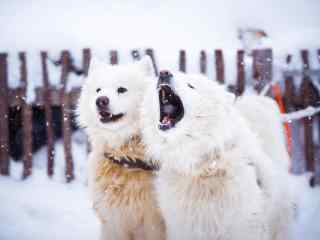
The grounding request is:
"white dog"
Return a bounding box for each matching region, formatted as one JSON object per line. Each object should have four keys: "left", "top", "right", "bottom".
{"left": 77, "top": 57, "right": 165, "bottom": 240}
{"left": 141, "top": 71, "right": 294, "bottom": 240}
{"left": 235, "top": 94, "right": 290, "bottom": 171}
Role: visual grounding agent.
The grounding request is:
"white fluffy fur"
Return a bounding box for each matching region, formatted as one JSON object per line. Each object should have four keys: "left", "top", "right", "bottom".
{"left": 235, "top": 95, "right": 290, "bottom": 171}
{"left": 77, "top": 56, "right": 165, "bottom": 240}
{"left": 141, "top": 72, "right": 295, "bottom": 240}
{"left": 78, "top": 56, "right": 154, "bottom": 149}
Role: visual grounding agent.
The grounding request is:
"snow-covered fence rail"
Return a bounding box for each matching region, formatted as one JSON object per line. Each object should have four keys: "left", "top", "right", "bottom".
{"left": 0, "top": 48, "right": 320, "bottom": 184}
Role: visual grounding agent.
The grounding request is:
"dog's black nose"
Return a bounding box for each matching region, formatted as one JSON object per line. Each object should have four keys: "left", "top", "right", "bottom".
{"left": 159, "top": 70, "right": 172, "bottom": 79}
{"left": 96, "top": 96, "right": 109, "bottom": 109}
{"left": 158, "top": 70, "right": 173, "bottom": 88}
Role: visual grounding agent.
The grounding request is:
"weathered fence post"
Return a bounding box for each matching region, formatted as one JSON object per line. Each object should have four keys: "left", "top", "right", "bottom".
{"left": 19, "top": 52, "right": 33, "bottom": 179}
{"left": 0, "top": 53, "right": 10, "bottom": 176}
{"left": 131, "top": 49, "right": 141, "bottom": 61}
{"left": 145, "top": 48, "right": 158, "bottom": 76}
{"left": 110, "top": 50, "right": 118, "bottom": 65}
{"left": 60, "top": 51, "right": 74, "bottom": 182}
{"left": 82, "top": 48, "right": 91, "bottom": 77}
{"left": 300, "top": 50, "right": 316, "bottom": 176}
{"left": 215, "top": 50, "right": 225, "bottom": 84}
{"left": 41, "top": 51, "right": 55, "bottom": 177}
{"left": 179, "top": 50, "right": 186, "bottom": 73}
{"left": 284, "top": 55, "right": 297, "bottom": 112}
{"left": 200, "top": 50, "right": 207, "bottom": 75}
{"left": 82, "top": 48, "right": 91, "bottom": 154}
{"left": 252, "top": 49, "right": 273, "bottom": 93}
{"left": 236, "top": 50, "right": 245, "bottom": 96}
{"left": 315, "top": 49, "right": 320, "bottom": 185}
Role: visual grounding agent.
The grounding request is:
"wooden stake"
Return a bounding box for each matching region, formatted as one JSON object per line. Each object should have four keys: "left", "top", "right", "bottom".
{"left": 0, "top": 53, "right": 9, "bottom": 175}
{"left": 82, "top": 48, "right": 91, "bottom": 76}
{"left": 301, "top": 50, "right": 315, "bottom": 173}
{"left": 60, "top": 51, "right": 74, "bottom": 182}
{"left": 252, "top": 49, "right": 273, "bottom": 93}
{"left": 179, "top": 50, "right": 186, "bottom": 73}
{"left": 215, "top": 50, "right": 225, "bottom": 84}
{"left": 236, "top": 50, "right": 245, "bottom": 96}
{"left": 41, "top": 51, "right": 55, "bottom": 177}
{"left": 131, "top": 49, "right": 141, "bottom": 61}
{"left": 110, "top": 50, "right": 118, "bottom": 65}
{"left": 19, "top": 52, "right": 33, "bottom": 179}
{"left": 200, "top": 50, "right": 207, "bottom": 75}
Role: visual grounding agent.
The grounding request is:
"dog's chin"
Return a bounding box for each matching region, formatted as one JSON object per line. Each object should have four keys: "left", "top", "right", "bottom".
{"left": 96, "top": 111, "right": 126, "bottom": 129}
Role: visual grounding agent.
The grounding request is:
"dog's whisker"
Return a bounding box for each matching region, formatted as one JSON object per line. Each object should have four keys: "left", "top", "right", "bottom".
{"left": 185, "top": 134, "right": 195, "bottom": 139}
{"left": 195, "top": 115, "right": 215, "bottom": 118}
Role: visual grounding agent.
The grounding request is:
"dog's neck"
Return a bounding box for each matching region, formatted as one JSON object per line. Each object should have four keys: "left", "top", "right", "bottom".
{"left": 162, "top": 140, "right": 237, "bottom": 177}
{"left": 103, "top": 135, "right": 158, "bottom": 171}
{"left": 89, "top": 124, "right": 140, "bottom": 150}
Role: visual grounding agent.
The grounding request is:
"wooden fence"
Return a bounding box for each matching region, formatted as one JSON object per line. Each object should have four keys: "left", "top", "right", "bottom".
{"left": 0, "top": 48, "right": 319, "bottom": 184}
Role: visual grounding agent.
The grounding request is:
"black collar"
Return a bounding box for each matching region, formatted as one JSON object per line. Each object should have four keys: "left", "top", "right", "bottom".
{"left": 104, "top": 153, "right": 158, "bottom": 171}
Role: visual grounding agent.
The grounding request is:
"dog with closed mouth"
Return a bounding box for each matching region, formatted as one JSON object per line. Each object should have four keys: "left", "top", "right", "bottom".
{"left": 77, "top": 56, "right": 165, "bottom": 240}
{"left": 141, "top": 70, "right": 294, "bottom": 240}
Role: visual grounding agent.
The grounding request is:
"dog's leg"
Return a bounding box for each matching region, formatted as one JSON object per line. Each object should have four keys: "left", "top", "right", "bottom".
{"left": 143, "top": 208, "right": 166, "bottom": 240}
{"left": 100, "top": 222, "right": 133, "bottom": 240}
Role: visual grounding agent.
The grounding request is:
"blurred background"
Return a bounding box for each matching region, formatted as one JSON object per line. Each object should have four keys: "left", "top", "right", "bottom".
{"left": 0, "top": 0, "right": 319, "bottom": 239}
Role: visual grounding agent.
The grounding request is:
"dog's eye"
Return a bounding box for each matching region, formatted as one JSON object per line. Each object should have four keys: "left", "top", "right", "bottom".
{"left": 117, "top": 87, "right": 128, "bottom": 94}
{"left": 96, "top": 88, "right": 101, "bottom": 93}
{"left": 188, "top": 83, "right": 195, "bottom": 89}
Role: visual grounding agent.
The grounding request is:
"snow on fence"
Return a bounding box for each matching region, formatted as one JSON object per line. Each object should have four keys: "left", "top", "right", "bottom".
{"left": 0, "top": 48, "right": 320, "bottom": 184}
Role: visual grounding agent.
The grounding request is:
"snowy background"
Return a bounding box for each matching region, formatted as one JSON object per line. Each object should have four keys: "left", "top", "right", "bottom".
{"left": 1, "top": 0, "right": 320, "bottom": 239}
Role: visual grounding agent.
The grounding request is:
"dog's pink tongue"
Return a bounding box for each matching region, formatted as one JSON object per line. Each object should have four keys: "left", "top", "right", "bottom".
{"left": 162, "top": 116, "right": 172, "bottom": 125}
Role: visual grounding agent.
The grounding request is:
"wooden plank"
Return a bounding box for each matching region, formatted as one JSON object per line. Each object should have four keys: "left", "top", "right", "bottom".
{"left": 82, "top": 48, "right": 91, "bottom": 76}
{"left": 41, "top": 51, "right": 55, "bottom": 177}
{"left": 60, "top": 51, "right": 74, "bottom": 182}
{"left": 19, "top": 52, "right": 33, "bottom": 179}
{"left": 200, "top": 50, "right": 207, "bottom": 75}
{"left": 0, "top": 53, "right": 10, "bottom": 175}
{"left": 252, "top": 49, "right": 273, "bottom": 93}
{"left": 145, "top": 48, "right": 158, "bottom": 76}
{"left": 315, "top": 49, "right": 320, "bottom": 185}
{"left": 179, "top": 50, "right": 186, "bottom": 73}
{"left": 82, "top": 48, "right": 91, "bottom": 154}
{"left": 110, "top": 50, "right": 118, "bottom": 65}
{"left": 301, "top": 50, "right": 315, "bottom": 173}
{"left": 131, "top": 49, "right": 141, "bottom": 61}
{"left": 236, "top": 50, "right": 245, "bottom": 96}
{"left": 215, "top": 50, "right": 225, "bottom": 84}
{"left": 284, "top": 55, "right": 297, "bottom": 112}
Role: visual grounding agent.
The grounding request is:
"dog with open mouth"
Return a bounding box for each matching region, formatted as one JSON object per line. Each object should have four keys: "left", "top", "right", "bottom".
{"left": 77, "top": 56, "right": 165, "bottom": 240}
{"left": 141, "top": 70, "right": 294, "bottom": 240}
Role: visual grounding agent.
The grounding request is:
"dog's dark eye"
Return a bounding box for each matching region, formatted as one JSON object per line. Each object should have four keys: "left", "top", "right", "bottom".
{"left": 117, "top": 87, "right": 128, "bottom": 94}
{"left": 96, "top": 88, "right": 101, "bottom": 93}
{"left": 188, "top": 83, "right": 195, "bottom": 89}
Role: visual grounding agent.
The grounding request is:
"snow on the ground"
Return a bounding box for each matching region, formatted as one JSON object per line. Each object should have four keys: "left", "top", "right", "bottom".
{"left": 292, "top": 180, "right": 320, "bottom": 240}
{"left": 0, "top": 131, "right": 99, "bottom": 240}
{"left": 0, "top": 131, "right": 319, "bottom": 240}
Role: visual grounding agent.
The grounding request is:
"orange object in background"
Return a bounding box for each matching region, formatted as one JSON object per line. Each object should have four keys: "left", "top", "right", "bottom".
{"left": 271, "top": 83, "right": 293, "bottom": 170}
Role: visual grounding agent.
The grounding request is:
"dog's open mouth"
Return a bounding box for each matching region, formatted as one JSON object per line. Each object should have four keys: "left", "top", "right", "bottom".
{"left": 98, "top": 111, "right": 124, "bottom": 123}
{"left": 158, "top": 85, "right": 184, "bottom": 131}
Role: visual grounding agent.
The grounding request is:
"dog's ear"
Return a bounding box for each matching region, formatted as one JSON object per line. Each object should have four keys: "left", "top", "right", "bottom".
{"left": 137, "top": 55, "right": 155, "bottom": 77}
